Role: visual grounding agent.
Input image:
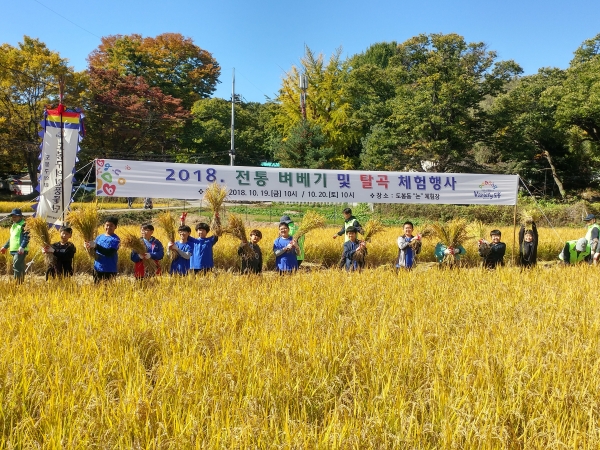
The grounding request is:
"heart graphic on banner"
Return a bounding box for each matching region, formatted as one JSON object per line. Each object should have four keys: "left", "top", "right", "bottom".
{"left": 97, "top": 160, "right": 105, "bottom": 167}
{"left": 103, "top": 184, "right": 116, "bottom": 196}
{"left": 101, "top": 172, "right": 113, "bottom": 183}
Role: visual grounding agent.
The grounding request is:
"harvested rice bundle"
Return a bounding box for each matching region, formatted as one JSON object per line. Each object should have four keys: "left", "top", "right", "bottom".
{"left": 120, "top": 230, "right": 158, "bottom": 275}
{"left": 428, "top": 219, "right": 469, "bottom": 265}
{"left": 25, "top": 216, "right": 57, "bottom": 269}
{"left": 519, "top": 208, "right": 539, "bottom": 226}
{"left": 156, "top": 211, "right": 177, "bottom": 258}
{"left": 224, "top": 213, "right": 254, "bottom": 259}
{"left": 293, "top": 211, "right": 326, "bottom": 240}
{"left": 361, "top": 218, "right": 385, "bottom": 242}
{"left": 203, "top": 182, "right": 228, "bottom": 236}
{"left": 66, "top": 203, "right": 99, "bottom": 257}
{"left": 467, "top": 220, "right": 487, "bottom": 241}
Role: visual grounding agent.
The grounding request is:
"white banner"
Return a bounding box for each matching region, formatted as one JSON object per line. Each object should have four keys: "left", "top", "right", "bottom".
{"left": 36, "top": 109, "right": 82, "bottom": 226}
{"left": 95, "top": 159, "right": 519, "bottom": 205}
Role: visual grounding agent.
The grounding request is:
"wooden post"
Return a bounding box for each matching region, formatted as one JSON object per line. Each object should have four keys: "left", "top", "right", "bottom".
{"left": 512, "top": 203, "right": 517, "bottom": 265}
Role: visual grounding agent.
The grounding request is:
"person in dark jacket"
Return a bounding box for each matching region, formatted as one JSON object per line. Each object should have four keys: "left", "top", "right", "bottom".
{"left": 43, "top": 226, "right": 76, "bottom": 279}
{"left": 333, "top": 208, "right": 363, "bottom": 267}
{"left": 342, "top": 226, "right": 367, "bottom": 272}
{"left": 479, "top": 229, "right": 506, "bottom": 269}
{"left": 518, "top": 221, "right": 538, "bottom": 268}
{"left": 238, "top": 229, "right": 263, "bottom": 274}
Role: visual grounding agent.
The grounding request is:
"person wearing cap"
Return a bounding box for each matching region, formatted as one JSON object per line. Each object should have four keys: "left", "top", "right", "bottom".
{"left": 1, "top": 208, "right": 30, "bottom": 283}
{"left": 479, "top": 229, "right": 506, "bottom": 269}
{"left": 559, "top": 238, "right": 591, "bottom": 265}
{"left": 342, "top": 226, "right": 367, "bottom": 272}
{"left": 583, "top": 214, "right": 600, "bottom": 264}
{"left": 280, "top": 215, "right": 305, "bottom": 268}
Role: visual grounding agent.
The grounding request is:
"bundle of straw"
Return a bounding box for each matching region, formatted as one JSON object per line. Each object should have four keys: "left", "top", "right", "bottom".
{"left": 293, "top": 211, "right": 326, "bottom": 240}
{"left": 428, "top": 219, "right": 469, "bottom": 265}
{"left": 224, "top": 213, "right": 255, "bottom": 259}
{"left": 361, "top": 218, "right": 385, "bottom": 242}
{"left": 467, "top": 220, "right": 487, "bottom": 241}
{"left": 25, "top": 216, "right": 56, "bottom": 269}
{"left": 203, "top": 182, "right": 228, "bottom": 236}
{"left": 66, "top": 203, "right": 99, "bottom": 257}
{"left": 519, "top": 208, "right": 539, "bottom": 226}
{"left": 155, "top": 211, "right": 177, "bottom": 258}
{"left": 120, "top": 230, "right": 158, "bottom": 275}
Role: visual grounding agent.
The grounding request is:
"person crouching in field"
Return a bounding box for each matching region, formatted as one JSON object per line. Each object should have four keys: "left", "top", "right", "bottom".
{"left": 343, "top": 226, "right": 367, "bottom": 272}
{"left": 518, "top": 221, "right": 538, "bottom": 268}
{"left": 168, "top": 225, "right": 197, "bottom": 275}
{"left": 273, "top": 222, "right": 299, "bottom": 274}
{"left": 396, "top": 221, "right": 421, "bottom": 271}
{"left": 434, "top": 243, "right": 466, "bottom": 268}
{"left": 191, "top": 223, "right": 218, "bottom": 274}
{"left": 478, "top": 229, "right": 506, "bottom": 269}
{"left": 238, "top": 229, "right": 263, "bottom": 274}
{"left": 85, "top": 216, "right": 120, "bottom": 283}
{"left": 43, "top": 226, "right": 76, "bottom": 280}
{"left": 130, "top": 223, "right": 164, "bottom": 279}
{"left": 559, "top": 238, "right": 591, "bottom": 265}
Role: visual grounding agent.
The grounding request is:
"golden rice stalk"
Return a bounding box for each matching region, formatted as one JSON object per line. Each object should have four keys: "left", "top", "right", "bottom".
{"left": 66, "top": 203, "right": 99, "bottom": 257}
{"left": 224, "top": 213, "right": 255, "bottom": 259}
{"left": 294, "top": 211, "right": 326, "bottom": 240}
{"left": 155, "top": 211, "right": 177, "bottom": 258}
{"left": 203, "top": 182, "right": 228, "bottom": 236}
{"left": 120, "top": 230, "right": 157, "bottom": 275}
{"left": 467, "top": 220, "right": 487, "bottom": 241}
{"left": 361, "top": 218, "right": 385, "bottom": 242}
{"left": 25, "top": 215, "right": 57, "bottom": 269}
{"left": 519, "top": 208, "right": 539, "bottom": 226}
{"left": 428, "top": 219, "right": 469, "bottom": 248}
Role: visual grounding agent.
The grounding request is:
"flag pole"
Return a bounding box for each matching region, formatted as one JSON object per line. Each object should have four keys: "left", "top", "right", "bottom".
{"left": 59, "top": 76, "right": 65, "bottom": 225}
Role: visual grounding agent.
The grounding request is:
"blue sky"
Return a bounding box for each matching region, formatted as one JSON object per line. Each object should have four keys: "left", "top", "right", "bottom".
{"left": 3, "top": 0, "right": 599, "bottom": 103}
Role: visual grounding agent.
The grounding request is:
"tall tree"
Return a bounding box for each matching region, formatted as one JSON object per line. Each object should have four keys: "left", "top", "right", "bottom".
{"left": 274, "top": 47, "right": 358, "bottom": 168}
{"left": 360, "top": 34, "right": 522, "bottom": 172}
{"left": 0, "top": 36, "right": 72, "bottom": 189}
{"left": 88, "top": 33, "right": 220, "bottom": 108}
{"left": 80, "top": 68, "right": 188, "bottom": 161}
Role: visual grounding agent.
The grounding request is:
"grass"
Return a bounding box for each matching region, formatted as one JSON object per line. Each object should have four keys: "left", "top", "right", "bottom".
{"left": 0, "top": 267, "right": 599, "bottom": 447}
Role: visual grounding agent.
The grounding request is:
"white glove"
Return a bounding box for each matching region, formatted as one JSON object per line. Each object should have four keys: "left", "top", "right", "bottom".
{"left": 42, "top": 246, "right": 55, "bottom": 253}
{"left": 88, "top": 241, "right": 96, "bottom": 249}
{"left": 17, "top": 247, "right": 24, "bottom": 254}
{"left": 168, "top": 241, "right": 174, "bottom": 249}
{"left": 143, "top": 253, "right": 152, "bottom": 260}
{"left": 444, "top": 248, "right": 452, "bottom": 255}
{"left": 453, "top": 248, "right": 461, "bottom": 255}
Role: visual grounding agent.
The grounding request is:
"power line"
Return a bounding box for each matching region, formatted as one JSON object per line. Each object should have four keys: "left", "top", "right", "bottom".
{"left": 31, "top": 0, "right": 101, "bottom": 39}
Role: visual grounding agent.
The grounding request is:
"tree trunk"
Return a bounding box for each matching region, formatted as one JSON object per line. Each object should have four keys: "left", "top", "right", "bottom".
{"left": 542, "top": 150, "right": 566, "bottom": 199}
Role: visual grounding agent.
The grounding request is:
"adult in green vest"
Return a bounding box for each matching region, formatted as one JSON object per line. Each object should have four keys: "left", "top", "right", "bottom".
{"left": 280, "top": 215, "right": 305, "bottom": 268}
{"left": 1, "top": 208, "right": 30, "bottom": 283}
{"left": 583, "top": 214, "right": 600, "bottom": 264}
{"left": 559, "top": 238, "right": 591, "bottom": 265}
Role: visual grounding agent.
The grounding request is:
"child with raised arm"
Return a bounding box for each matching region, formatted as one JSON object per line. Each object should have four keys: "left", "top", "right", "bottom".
{"left": 130, "top": 223, "right": 164, "bottom": 279}
{"left": 273, "top": 222, "right": 299, "bottom": 274}
{"left": 238, "top": 229, "right": 263, "bottom": 274}
{"left": 190, "top": 222, "right": 218, "bottom": 274}
{"left": 168, "top": 225, "right": 197, "bottom": 275}
{"left": 84, "top": 216, "right": 120, "bottom": 283}
{"left": 518, "top": 221, "right": 538, "bottom": 268}
{"left": 342, "top": 226, "right": 367, "bottom": 272}
{"left": 43, "top": 226, "right": 76, "bottom": 279}
{"left": 396, "top": 221, "right": 421, "bottom": 270}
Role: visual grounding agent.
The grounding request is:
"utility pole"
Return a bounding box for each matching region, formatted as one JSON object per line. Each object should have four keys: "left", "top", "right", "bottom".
{"left": 230, "top": 68, "right": 235, "bottom": 166}
{"left": 299, "top": 73, "right": 308, "bottom": 120}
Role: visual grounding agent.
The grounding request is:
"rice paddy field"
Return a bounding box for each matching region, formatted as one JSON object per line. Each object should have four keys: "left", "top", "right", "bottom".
{"left": 1, "top": 224, "right": 599, "bottom": 448}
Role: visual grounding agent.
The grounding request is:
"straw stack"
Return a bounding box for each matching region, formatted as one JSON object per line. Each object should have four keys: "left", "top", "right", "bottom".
{"left": 25, "top": 215, "right": 57, "bottom": 269}
{"left": 155, "top": 211, "right": 177, "bottom": 258}
{"left": 120, "top": 230, "right": 157, "bottom": 275}
{"left": 66, "top": 203, "right": 99, "bottom": 257}
{"left": 224, "top": 213, "right": 254, "bottom": 259}
{"left": 293, "top": 211, "right": 326, "bottom": 240}
{"left": 203, "top": 182, "right": 228, "bottom": 236}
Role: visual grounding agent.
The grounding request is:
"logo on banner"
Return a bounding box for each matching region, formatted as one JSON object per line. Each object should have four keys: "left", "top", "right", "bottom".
{"left": 474, "top": 180, "right": 501, "bottom": 199}
{"left": 96, "top": 159, "right": 129, "bottom": 196}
